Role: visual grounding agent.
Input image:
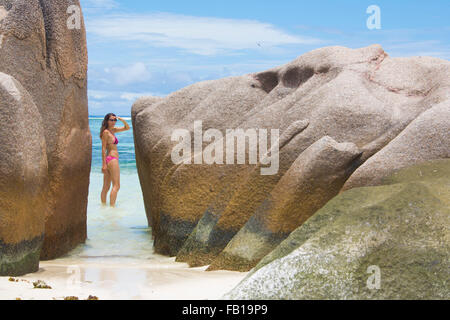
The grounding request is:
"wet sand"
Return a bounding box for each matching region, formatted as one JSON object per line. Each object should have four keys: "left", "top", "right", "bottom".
{"left": 0, "top": 257, "right": 247, "bottom": 300}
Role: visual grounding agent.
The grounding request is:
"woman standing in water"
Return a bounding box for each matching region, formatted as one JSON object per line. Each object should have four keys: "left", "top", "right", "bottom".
{"left": 100, "top": 113, "right": 130, "bottom": 207}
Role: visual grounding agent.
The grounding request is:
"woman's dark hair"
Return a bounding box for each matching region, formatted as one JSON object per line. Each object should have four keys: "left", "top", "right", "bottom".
{"left": 100, "top": 113, "right": 116, "bottom": 139}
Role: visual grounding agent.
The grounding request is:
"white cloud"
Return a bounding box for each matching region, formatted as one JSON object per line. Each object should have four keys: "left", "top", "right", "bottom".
{"left": 88, "top": 90, "right": 110, "bottom": 99}
{"left": 86, "top": 12, "right": 321, "bottom": 55}
{"left": 105, "top": 62, "right": 152, "bottom": 85}
{"left": 81, "top": 0, "right": 119, "bottom": 10}
{"left": 89, "top": 90, "right": 162, "bottom": 101}
{"left": 382, "top": 40, "right": 450, "bottom": 60}
{"left": 88, "top": 89, "right": 163, "bottom": 114}
{"left": 120, "top": 92, "right": 159, "bottom": 101}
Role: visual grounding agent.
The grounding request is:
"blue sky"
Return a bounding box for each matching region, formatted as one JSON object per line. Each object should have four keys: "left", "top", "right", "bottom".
{"left": 80, "top": 0, "right": 450, "bottom": 116}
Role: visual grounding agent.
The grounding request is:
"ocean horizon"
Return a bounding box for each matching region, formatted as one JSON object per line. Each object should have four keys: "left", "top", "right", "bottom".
{"left": 89, "top": 115, "right": 132, "bottom": 120}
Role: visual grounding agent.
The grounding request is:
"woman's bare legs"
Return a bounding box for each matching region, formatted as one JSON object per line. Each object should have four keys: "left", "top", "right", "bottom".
{"left": 101, "top": 169, "right": 112, "bottom": 205}
{"left": 108, "top": 159, "right": 120, "bottom": 207}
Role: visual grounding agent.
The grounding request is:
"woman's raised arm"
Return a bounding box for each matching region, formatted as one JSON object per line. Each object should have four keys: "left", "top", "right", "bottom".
{"left": 114, "top": 117, "right": 130, "bottom": 133}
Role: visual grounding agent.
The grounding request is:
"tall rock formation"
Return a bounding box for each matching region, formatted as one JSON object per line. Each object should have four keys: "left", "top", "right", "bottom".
{"left": 132, "top": 45, "right": 449, "bottom": 272}
{"left": 0, "top": 0, "right": 91, "bottom": 274}
{"left": 0, "top": 72, "right": 48, "bottom": 276}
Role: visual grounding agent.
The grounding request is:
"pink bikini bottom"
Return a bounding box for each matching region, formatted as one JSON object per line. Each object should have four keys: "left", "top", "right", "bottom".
{"left": 106, "top": 156, "right": 119, "bottom": 165}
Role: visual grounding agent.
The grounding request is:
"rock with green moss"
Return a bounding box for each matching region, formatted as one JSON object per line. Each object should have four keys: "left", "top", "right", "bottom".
{"left": 224, "top": 160, "right": 450, "bottom": 300}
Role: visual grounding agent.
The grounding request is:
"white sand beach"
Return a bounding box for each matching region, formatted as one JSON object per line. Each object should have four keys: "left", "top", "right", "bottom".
{"left": 0, "top": 257, "right": 246, "bottom": 300}
{"left": 0, "top": 171, "right": 246, "bottom": 300}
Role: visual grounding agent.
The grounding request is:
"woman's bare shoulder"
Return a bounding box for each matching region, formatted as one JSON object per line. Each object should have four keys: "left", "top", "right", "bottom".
{"left": 102, "top": 130, "right": 113, "bottom": 140}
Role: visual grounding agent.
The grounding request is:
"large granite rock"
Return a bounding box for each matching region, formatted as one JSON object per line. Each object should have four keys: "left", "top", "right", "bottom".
{"left": 224, "top": 160, "right": 450, "bottom": 299}
{"left": 0, "top": 0, "right": 91, "bottom": 262}
{"left": 343, "top": 101, "right": 450, "bottom": 190}
{"left": 207, "top": 136, "right": 361, "bottom": 271}
{"left": 0, "top": 73, "right": 48, "bottom": 276}
{"left": 132, "top": 44, "right": 450, "bottom": 271}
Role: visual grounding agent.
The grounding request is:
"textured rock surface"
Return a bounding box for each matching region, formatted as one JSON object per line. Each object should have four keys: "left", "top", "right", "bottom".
{"left": 0, "top": 0, "right": 91, "bottom": 261}
{"left": 224, "top": 160, "right": 450, "bottom": 299}
{"left": 132, "top": 44, "right": 450, "bottom": 270}
{"left": 343, "top": 101, "right": 450, "bottom": 190}
{"left": 207, "top": 137, "right": 361, "bottom": 271}
{"left": 0, "top": 73, "right": 48, "bottom": 276}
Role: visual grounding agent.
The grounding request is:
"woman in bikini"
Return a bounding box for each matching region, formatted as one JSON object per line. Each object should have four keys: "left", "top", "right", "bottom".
{"left": 100, "top": 113, "right": 130, "bottom": 207}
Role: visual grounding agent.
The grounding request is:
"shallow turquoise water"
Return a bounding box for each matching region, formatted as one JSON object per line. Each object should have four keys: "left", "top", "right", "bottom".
{"left": 62, "top": 117, "right": 155, "bottom": 263}
{"left": 89, "top": 116, "right": 137, "bottom": 173}
{"left": 13, "top": 118, "right": 247, "bottom": 300}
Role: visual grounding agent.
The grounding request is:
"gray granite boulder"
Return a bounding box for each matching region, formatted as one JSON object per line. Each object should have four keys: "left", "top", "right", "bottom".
{"left": 224, "top": 160, "right": 450, "bottom": 299}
